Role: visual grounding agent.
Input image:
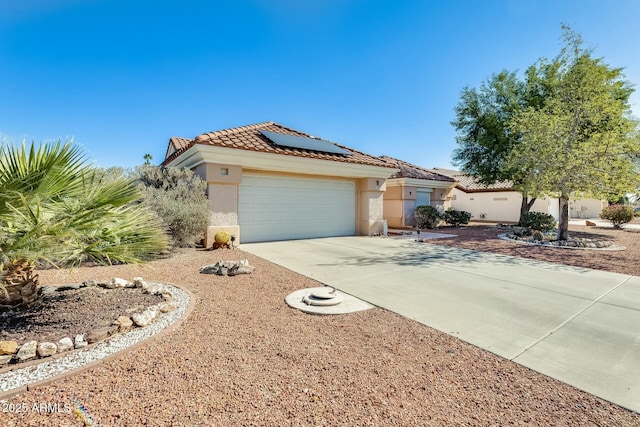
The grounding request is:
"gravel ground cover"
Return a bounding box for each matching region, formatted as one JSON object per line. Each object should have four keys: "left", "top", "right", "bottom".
{"left": 2, "top": 225, "right": 640, "bottom": 426}
{"left": 425, "top": 223, "right": 640, "bottom": 277}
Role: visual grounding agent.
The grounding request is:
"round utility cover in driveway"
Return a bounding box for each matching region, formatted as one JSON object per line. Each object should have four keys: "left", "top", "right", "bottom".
{"left": 285, "top": 287, "right": 374, "bottom": 315}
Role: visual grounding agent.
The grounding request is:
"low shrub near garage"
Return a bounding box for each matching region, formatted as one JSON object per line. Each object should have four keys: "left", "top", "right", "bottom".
{"left": 600, "top": 204, "right": 634, "bottom": 228}
{"left": 442, "top": 208, "right": 471, "bottom": 227}
{"left": 519, "top": 211, "right": 556, "bottom": 232}
{"left": 415, "top": 205, "right": 441, "bottom": 229}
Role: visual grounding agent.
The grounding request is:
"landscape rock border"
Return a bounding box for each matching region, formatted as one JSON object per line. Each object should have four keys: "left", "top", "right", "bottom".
{"left": 0, "top": 277, "right": 174, "bottom": 369}
{"left": 498, "top": 233, "right": 626, "bottom": 251}
{"left": 0, "top": 280, "right": 195, "bottom": 400}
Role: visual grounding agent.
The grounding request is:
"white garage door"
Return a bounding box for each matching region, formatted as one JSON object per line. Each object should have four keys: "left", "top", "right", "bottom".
{"left": 239, "top": 174, "right": 356, "bottom": 243}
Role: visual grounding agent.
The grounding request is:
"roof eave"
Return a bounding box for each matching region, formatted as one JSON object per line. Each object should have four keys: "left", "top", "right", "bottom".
{"left": 387, "top": 177, "right": 457, "bottom": 188}
{"left": 165, "top": 145, "right": 399, "bottom": 179}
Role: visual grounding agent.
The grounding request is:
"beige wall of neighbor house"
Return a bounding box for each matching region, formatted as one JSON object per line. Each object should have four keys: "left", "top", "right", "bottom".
{"left": 570, "top": 198, "right": 607, "bottom": 219}
{"left": 450, "top": 188, "right": 522, "bottom": 222}
{"left": 449, "top": 187, "right": 606, "bottom": 223}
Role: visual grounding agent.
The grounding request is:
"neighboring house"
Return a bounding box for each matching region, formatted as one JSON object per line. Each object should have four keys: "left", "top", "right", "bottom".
{"left": 163, "top": 121, "right": 399, "bottom": 245}
{"left": 379, "top": 156, "right": 456, "bottom": 228}
{"left": 432, "top": 168, "right": 606, "bottom": 223}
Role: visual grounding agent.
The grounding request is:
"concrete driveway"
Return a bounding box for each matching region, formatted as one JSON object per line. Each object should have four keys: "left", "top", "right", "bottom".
{"left": 241, "top": 236, "right": 640, "bottom": 413}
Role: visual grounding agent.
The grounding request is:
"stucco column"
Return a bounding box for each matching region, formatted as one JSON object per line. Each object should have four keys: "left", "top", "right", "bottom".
{"left": 193, "top": 163, "right": 242, "bottom": 247}
{"left": 357, "top": 178, "right": 386, "bottom": 236}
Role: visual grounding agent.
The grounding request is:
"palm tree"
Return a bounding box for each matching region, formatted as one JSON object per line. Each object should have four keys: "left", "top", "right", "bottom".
{"left": 143, "top": 153, "right": 153, "bottom": 165}
{"left": 0, "top": 141, "right": 169, "bottom": 309}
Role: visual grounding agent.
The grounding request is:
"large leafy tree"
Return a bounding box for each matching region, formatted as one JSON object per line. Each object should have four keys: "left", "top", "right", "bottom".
{"left": 451, "top": 70, "right": 553, "bottom": 222}
{"left": 508, "top": 27, "right": 640, "bottom": 240}
{"left": 0, "top": 141, "right": 169, "bottom": 309}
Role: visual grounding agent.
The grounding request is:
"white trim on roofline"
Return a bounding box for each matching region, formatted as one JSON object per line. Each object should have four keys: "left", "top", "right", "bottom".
{"left": 387, "top": 177, "right": 455, "bottom": 189}
{"left": 166, "top": 144, "right": 399, "bottom": 179}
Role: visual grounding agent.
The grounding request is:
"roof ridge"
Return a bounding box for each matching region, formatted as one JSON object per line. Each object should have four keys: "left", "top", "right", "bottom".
{"left": 381, "top": 155, "right": 434, "bottom": 173}
{"left": 380, "top": 155, "right": 455, "bottom": 182}
{"left": 195, "top": 121, "right": 276, "bottom": 141}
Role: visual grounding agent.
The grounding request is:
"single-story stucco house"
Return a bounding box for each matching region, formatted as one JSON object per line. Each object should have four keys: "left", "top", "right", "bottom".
{"left": 163, "top": 121, "right": 400, "bottom": 245}
{"left": 432, "top": 168, "right": 607, "bottom": 223}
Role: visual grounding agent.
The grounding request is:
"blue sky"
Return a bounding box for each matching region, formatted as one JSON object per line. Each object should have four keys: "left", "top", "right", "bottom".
{"left": 1, "top": 0, "right": 639, "bottom": 169}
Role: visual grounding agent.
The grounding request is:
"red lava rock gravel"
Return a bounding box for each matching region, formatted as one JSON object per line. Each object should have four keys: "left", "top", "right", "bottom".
{"left": 2, "top": 236, "right": 639, "bottom": 426}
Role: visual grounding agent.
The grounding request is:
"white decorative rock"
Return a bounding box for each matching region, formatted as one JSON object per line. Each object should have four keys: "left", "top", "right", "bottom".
{"left": 113, "top": 315, "right": 133, "bottom": 333}
{"left": 16, "top": 340, "right": 38, "bottom": 362}
{"left": 58, "top": 337, "right": 74, "bottom": 352}
{"left": 86, "top": 326, "right": 118, "bottom": 344}
{"left": 107, "top": 277, "right": 133, "bottom": 289}
{"left": 74, "top": 334, "right": 88, "bottom": 349}
{"left": 133, "top": 305, "right": 160, "bottom": 326}
{"left": 0, "top": 354, "right": 12, "bottom": 365}
{"left": 143, "top": 283, "right": 162, "bottom": 295}
{"left": 158, "top": 301, "right": 176, "bottom": 313}
{"left": 37, "top": 342, "right": 57, "bottom": 357}
{"left": 133, "top": 277, "right": 146, "bottom": 288}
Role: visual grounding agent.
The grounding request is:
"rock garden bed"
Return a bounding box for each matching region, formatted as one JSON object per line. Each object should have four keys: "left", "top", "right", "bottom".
{"left": 0, "top": 277, "right": 177, "bottom": 370}
{"left": 497, "top": 225, "right": 622, "bottom": 250}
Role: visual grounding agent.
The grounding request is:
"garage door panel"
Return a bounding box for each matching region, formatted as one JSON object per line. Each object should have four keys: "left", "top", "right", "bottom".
{"left": 239, "top": 175, "right": 355, "bottom": 243}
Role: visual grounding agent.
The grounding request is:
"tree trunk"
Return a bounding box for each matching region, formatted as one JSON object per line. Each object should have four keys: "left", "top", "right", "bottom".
{"left": 518, "top": 195, "right": 537, "bottom": 225}
{"left": 557, "top": 196, "right": 570, "bottom": 241}
{"left": 0, "top": 259, "right": 41, "bottom": 311}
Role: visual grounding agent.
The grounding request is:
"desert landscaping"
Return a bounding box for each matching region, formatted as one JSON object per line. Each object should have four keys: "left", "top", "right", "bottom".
{"left": 1, "top": 223, "right": 639, "bottom": 426}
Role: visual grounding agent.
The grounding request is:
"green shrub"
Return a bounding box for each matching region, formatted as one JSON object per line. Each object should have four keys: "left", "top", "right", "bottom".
{"left": 134, "top": 165, "right": 210, "bottom": 248}
{"left": 519, "top": 211, "right": 556, "bottom": 232}
{"left": 0, "top": 141, "right": 169, "bottom": 307}
{"left": 415, "top": 205, "right": 441, "bottom": 229}
{"left": 442, "top": 208, "right": 471, "bottom": 227}
{"left": 600, "top": 204, "right": 634, "bottom": 228}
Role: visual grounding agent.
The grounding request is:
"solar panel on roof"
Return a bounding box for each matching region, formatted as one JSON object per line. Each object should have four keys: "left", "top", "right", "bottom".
{"left": 259, "top": 130, "right": 352, "bottom": 156}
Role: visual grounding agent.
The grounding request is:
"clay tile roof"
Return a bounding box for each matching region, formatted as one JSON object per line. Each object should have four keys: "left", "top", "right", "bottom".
{"left": 163, "top": 121, "right": 393, "bottom": 168}
{"left": 379, "top": 156, "right": 455, "bottom": 183}
{"left": 431, "top": 168, "right": 513, "bottom": 192}
{"left": 169, "top": 136, "right": 192, "bottom": 151}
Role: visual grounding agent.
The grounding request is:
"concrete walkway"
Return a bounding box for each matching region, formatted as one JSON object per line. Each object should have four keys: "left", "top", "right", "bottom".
{"left": 242, "top": 236, "right": 640, "bottom": 413}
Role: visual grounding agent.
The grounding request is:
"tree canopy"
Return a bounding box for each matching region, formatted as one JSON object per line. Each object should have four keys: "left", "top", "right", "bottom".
{"left": 507, "top": 27, "right": 640, "bottom": 239}
{"left": 451, "top": 26, "right": 640, "bottom": 238}
{"left": 451, "top": 67, "right": 555, "bottom": 222}
{"left": 452, "top": 70, "right": 526, "bottom": 184}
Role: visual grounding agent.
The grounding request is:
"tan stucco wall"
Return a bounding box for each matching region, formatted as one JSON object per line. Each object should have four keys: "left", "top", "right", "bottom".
{"left": 357, "top": 178, "right": 386, "bottom": 235}
{"left": 383, "top": 180, "right": 454, "bottom": 228}
{"left": 208, "top": 184, "right": 238, "bottom": 226}
{"left": 197, "top": 165, "right": 389, "bottom": 242}
{"left": 196, "top": 164, "right": 242, "bottom": 247}
{"left": 195, "top": 163, "right": 242, "bottom": 184}
{"left": 204, "top": 183, "right": 239, "bottom": 247}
